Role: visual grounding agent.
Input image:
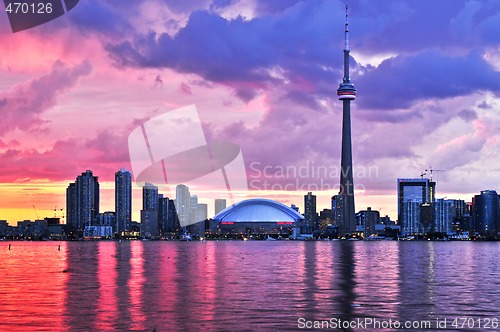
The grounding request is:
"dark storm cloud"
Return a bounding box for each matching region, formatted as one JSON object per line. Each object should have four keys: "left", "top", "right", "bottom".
{"left": 356, "top": 51, "right": 500, "bottom": 110}
{"left": 253, "top": 0, "right": 306, "bottom": 14}
{"left": 351, "top": 0, "right": 500, "bottom": 53}
{"left": 105, "top": 0, "right": 500, "bottom": 113}
{"left": 106, "top": 1, "right": 344, "bottom": 103}
{"left": 67, "top": 1, "right": 132, "bottom": 36}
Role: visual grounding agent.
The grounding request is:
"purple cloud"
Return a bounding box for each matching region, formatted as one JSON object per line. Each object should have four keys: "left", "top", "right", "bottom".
{"left": 356, "top": 51, "right": 500, "bottom": 110}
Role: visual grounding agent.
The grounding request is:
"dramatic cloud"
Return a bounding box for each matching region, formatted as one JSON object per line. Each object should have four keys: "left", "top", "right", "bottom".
{"left": 106, "top": 1, "right": 343, "bottom": 102}
{"left": 357, "top": 51, "right": 500, "bottom": 110}
{"left": 0, "top": 61, "right": 92, "bottom": 136}
{"left": 106, "top": 0, "right": 500, "bottom": 113}
{"left": 1, "top": 0, "right": 500, "bottom": 221}
{"left": 0, "top": 129, "right": 130, "bottom": 183}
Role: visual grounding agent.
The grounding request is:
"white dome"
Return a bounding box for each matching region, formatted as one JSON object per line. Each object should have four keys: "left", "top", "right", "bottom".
{"left": 213, "top": 198, "right": 304, "bottom": 223}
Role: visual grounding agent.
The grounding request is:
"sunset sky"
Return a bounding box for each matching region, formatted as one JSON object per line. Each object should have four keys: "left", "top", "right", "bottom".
{"left": 1, "top": 0, "right": 500, "bottom": 224}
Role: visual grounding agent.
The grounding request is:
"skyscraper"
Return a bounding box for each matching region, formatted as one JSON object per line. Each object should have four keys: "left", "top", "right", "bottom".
{"left": 434, "top": 198, "right": 453, "bottom": 234}
{"left": 141, "top": 182, "right": 159, "bottom": 237}
{"left": 196, "top": 203, "right": 208, "bottom": 238}
{"left": 175, "top": 184, "right": 191, "bottom": 228}
{"left": 115, "top": 168, "right": 132, "bottom": 234}
{"left": 336, "top": 6, "right": 356, "bottom": 236}
{"left": 66, "top": 182, "right": 76, "bottom": 230}
{"left": 397, "top": 178, "right": 436, "bottom": 236}
{"left": 472, "top": 190, "right": 499, "bottom": 237}
{"left": 190, "top": 195, "right": 199, "bottom": 225}
{"left": 304, "top": 192, "right": 317, "bottom": 232}
{"left": 66, "top": 170, "right": 100, "bottom": 235}
{"left": 158, "top": 195, "right": 178, "bottom": 234}
{"left": 215, "top": 199, "right": 227, "bottom": 215}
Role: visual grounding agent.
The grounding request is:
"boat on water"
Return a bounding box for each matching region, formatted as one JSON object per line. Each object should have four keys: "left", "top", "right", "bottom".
{"left": 265, "top": 236, "right": 277, "bottom": 241}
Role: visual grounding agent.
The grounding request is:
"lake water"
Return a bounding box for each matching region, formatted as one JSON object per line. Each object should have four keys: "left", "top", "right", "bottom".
{"left": 0, "top": 241, "right": 499, "bottom": 331}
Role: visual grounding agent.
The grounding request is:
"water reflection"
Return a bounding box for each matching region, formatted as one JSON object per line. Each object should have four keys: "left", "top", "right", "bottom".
{"left": 96, "top": 242, "right": 117, "bottom": 331}
{"left": 334, "top": 242, "right": 356, "bottom": 323}
{"left": 129, "top": 241, "right": 145, "bottom": 330}
{"left": 2, "top": 241, "right": 500, "bottom": 331}
{"left": 398, "top": 242, "right": 436, "bottom": 322}
{"left": 64, "top": 242, "right": 99, "bottom": 331}
{"left": 0, "top": 242, "right": 68, "bottom": 332}
{"left": 357, "top": 242, "right": 400, "bottom": 319}
{"left": 114, "top": 242, "right": 133, "bottom": 330}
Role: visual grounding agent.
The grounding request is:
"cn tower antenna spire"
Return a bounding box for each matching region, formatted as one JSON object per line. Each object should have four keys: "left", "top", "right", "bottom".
{"left": 345, "top": 5, "right": 349, "bottom": 51}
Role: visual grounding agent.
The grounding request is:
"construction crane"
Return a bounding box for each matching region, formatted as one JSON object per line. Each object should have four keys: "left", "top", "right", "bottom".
{"left": 32, "top": 205, "right": 40, "bottom": 220}
{"left": 420, "top": 172, "right": 426, "bottom": 179}
{"left": 425, "top": 167, "right": 446, "bottom": 182}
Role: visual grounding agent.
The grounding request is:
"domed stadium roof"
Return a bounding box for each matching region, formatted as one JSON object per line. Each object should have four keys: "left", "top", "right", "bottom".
{"left": 213, "top": 198, "right": 304, "bottom": 223}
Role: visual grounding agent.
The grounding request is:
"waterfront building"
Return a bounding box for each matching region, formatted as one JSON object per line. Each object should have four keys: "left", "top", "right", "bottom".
{"left": 175, "top": 184, "right": 191, "bottom": 228}
{"left": 319, "top": 208, "right": 333, "bottom": 230}
{"left": 115, "top": 168, "right": 132, "bottom": 234}
{"left": 66, "top": 170, "right": 100, "bottom": 235}
{"left": 190, "top": 195, "right": 199, "bottom": 225}
{"left": 66, "top": 183, "right": 76, "bottom": 230}
{"left": 83, "top": 225, "right": 113, "bottom": 238}
{"left": 193, "top": 203, "right": 208, "bottom": 237}
{"left": 213, "top": 198, "right": 304, "bottom": 237}
{"left": 141, "top": 182, "right": 159, "bottom": 238}
{"left": 215, "top": 199, "right": 227, "bottom": 215}
{"left": 158, "top": 195, "right": 178, "bottom": 235}
{"left": 357, "top": 207, "right": 379, "bottom": 238}
{"left": 96, "top": 211, "right": 116, "bottom": 229}
{"left": 304, "top": 192, "right": 317, "bottom": 232}
{"left": 472, "top": 190, "right": 499, "bottom": 237}
{"left": 397, "top": 178, "right": 435, "bottom": 236}
{"left": 434, "top": 199, "right": 453, "bottom": 234}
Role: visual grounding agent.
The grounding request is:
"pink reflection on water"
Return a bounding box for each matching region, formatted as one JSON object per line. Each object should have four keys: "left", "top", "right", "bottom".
{"left": 128, "top": 241, "right": 145, "bottom": 331}
{"left": 314, "top": 243, "right": 336, "bottom": 302}
{"left": 158, "top": 242, "right": 177, "bottom": 324}
{"left": 0, "top": 242, "right": 68, "bottom": 332}
{"left": 200, "top": 243, "right": 217, "bottom": 322}
{"left": 96, "top": 242, "right": 117, "bottom": 331}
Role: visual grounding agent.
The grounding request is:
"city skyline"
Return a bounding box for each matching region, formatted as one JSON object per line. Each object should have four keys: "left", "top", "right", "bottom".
{"left": 1, "top": 1, "right": 500, "bottom": 223}
{"left": 2, "top": 168, "right": 498, "bottom": 239}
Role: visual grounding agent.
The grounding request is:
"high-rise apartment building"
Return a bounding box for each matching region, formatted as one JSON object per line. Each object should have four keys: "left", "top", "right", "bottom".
{"left": 66, "top": 170, "right": 100, "bottom": 234}
{"left": 176, "top": 184, "right": 191, "bottom": 228}
{"left": 215, "top": 199, "right": 227, "bottom": 215}
{"left": 141, "top": 182, "right": 159, "bottom": 237}
{"left": 304, "top": 192, "right": 317, "bottom": 232}
{"left": 397, "top": 178, "right": 435, "bottom": 236}
{"left": 472, "top": 190, "right": 499, "bottom": 237}
{"left": 115, "top": 168, "right": 132, "bottom": 234}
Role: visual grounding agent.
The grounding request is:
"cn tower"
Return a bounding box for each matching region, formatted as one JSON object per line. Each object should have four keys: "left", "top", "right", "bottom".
{"left": 336, "top": 6, "right": 356, "bottom": 236}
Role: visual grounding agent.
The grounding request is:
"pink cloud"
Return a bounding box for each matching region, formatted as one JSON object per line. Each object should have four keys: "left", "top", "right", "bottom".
{"left": 0, "top": 129, "right": 130, "bottom": 183}
{"left": 0, "top": 61, "right": 92, "bottom": 136}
